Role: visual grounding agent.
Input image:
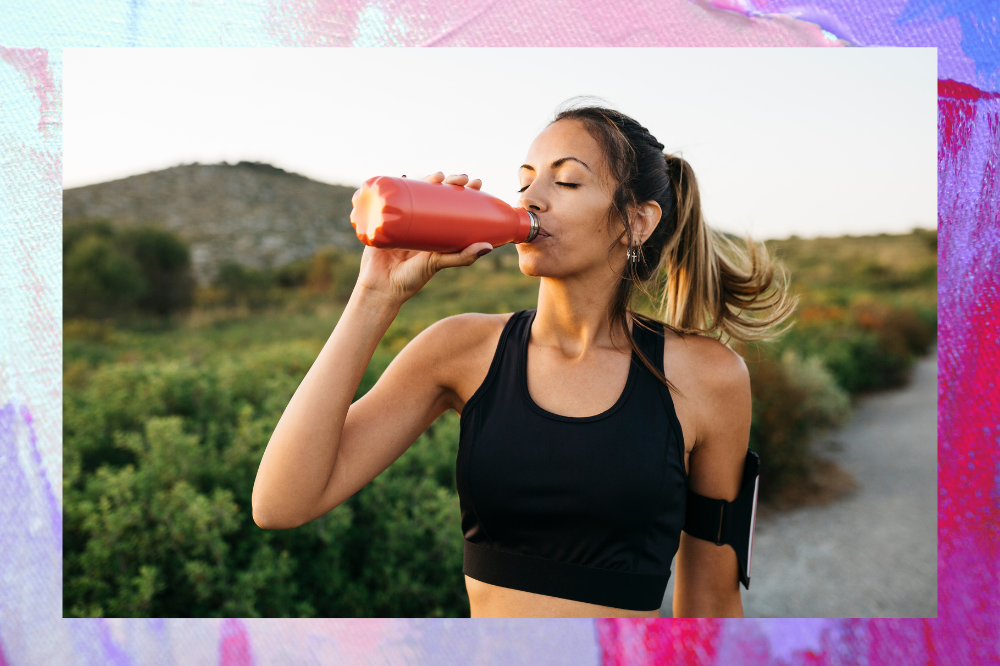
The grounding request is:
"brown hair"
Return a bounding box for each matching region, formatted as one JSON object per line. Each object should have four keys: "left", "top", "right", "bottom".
{"left": 551, "top": 101, "right": 799, "bottom": 396}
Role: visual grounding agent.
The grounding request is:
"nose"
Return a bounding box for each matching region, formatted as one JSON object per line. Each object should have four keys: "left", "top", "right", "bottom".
{"left": 518, "top": 182, "right": 546, "bottom": 213}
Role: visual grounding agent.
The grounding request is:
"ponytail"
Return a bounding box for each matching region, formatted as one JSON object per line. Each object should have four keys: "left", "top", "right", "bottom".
{"left": 655, "top": 154, "right": 798, "bottom": 350}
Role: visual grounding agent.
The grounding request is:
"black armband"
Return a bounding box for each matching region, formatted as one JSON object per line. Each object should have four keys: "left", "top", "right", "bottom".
{"left": 681, "top": 449, "right": 760, "bottom": 589}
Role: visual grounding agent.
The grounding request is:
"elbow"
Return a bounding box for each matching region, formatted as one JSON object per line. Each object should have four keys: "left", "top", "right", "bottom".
{"left": 251, "top": 499, "right": 278, "bottom": 530}
{"left": 252, "top": 494, "right": 305, "bottom": 531}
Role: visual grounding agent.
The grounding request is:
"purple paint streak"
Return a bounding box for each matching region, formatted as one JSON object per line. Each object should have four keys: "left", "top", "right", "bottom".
{"left": 99, "top": 620, "right": 134, "bottom": 666}
{"left": 18, "top": 405, "right": 61, "bottom": 550}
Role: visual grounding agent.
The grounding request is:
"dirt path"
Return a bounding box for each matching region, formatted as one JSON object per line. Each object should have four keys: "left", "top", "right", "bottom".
{"left": 661, "top": 346, "right": 938, "bottom": 618}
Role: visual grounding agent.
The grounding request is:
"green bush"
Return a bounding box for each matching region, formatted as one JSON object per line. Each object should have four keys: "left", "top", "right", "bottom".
{"left": 119, "top": 227, "right": 195, "bottom": 315}
{"left": 747, "top": 358, "right": 810, "bottom": 495}
{"left": 63, "top": 343, "right": 468, "bottom": 617}
{"left": 64, "top": 220, "right": 195, "bottom": 319}
{"left": 213, "top": 262, "right": 279, "bottom": 309}
{"left": 64, "top": 234, "right": 148, "bottom": 319}
{"left": 747, "top": 348, "right": 851, "bottom": 497}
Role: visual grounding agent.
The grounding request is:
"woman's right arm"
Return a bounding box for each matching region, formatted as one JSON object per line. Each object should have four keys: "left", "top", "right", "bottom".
{"left": 251, "top": 172, "right": 492, "bottom": 530}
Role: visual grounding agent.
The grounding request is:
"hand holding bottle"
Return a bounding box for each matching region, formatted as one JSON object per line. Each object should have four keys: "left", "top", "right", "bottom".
{"left": 354, "top": 172, "right": 495, "bottom": 308}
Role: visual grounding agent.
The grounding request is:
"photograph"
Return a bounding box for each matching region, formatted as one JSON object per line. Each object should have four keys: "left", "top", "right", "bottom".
{"left": 62, "top": 46, "right": 937, "bottom": 619}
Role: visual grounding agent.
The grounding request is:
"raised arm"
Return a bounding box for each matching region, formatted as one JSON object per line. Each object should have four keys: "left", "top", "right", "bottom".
{"left": 672, "top": 340, "right": 752, "bottom": 619}
{"left": 251, "top": 172, "right": 492, "bottom": 530}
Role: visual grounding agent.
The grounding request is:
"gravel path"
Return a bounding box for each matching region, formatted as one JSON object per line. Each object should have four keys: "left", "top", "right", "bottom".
{"left": 661, "top": 346, "right": 938, "bottom": 618}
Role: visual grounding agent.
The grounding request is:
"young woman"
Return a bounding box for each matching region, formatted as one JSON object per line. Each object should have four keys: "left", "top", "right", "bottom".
{"left": 252, "top": 104, "right": 796, "bottom": 618}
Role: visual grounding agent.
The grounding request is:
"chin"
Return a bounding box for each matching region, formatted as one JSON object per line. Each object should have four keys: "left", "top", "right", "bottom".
{"left": 516, "top": 247, "right": 548, "bottom": 278}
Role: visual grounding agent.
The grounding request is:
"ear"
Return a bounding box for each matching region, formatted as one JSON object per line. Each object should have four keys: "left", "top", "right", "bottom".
{"left": 620, "top": 200, "right": 663, "bottom": 246}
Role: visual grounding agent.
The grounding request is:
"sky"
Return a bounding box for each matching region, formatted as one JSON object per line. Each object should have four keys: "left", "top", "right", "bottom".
{"left": 63, "top": 47, "right": 937, "bottom": 241}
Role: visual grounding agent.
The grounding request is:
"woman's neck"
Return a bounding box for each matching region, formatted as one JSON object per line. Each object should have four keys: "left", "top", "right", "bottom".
{"left": 533, "top": 276, "right": 632, "bottom": 358}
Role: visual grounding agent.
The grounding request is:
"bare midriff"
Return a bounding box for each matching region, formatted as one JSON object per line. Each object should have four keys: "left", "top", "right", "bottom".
{"left": 465, "top": 575, "right": 661, "bottom": 618}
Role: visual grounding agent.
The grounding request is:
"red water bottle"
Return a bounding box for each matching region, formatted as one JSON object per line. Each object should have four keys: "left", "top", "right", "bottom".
{"left": 350, "top": 176, "right": 539, "bottom": 253}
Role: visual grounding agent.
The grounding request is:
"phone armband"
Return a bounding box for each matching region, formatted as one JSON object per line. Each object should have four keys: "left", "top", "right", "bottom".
{"left": 681, "top": 449, "right": 760, "bottom": 589}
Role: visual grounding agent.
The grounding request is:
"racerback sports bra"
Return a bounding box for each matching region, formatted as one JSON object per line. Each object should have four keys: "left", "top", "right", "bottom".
{"left": 456, "top": 309, "right": 688, "bottom": 611}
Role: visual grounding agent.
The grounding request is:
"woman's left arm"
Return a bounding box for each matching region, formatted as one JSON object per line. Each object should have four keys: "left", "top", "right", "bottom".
{"left": 672, "top": 342, "right": 753, "bottom": 619}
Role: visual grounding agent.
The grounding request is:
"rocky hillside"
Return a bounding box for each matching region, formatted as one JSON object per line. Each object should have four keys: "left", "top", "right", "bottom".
{"left": 63, "top": 162, "right": 361, "bottom": 285}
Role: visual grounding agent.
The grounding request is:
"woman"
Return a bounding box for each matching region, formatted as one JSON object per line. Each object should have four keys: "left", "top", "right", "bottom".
{"left": 252, "top": 103, "right": 797, "bottom": 618}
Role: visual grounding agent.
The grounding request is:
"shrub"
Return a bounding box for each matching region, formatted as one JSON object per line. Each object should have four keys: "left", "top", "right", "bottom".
{"left": 64, "top": 234, "right": 148, "bottom": 318}
{"left": 118, "top": 227, "right": 196, "bottom": 316}
{"left": 64, "top": 221, "right": 196, "bottom": 319}
{"left": 213, "top": 262, "right": 278, "bottom": 309}
{"left": 63, "top": 343, "right": 468, "bottom": 617}
{"left": 779, "top": 350, "right": 851, "bottom": 430}
{"left": 748, "top": 357, "right": 811, "bottom": 497}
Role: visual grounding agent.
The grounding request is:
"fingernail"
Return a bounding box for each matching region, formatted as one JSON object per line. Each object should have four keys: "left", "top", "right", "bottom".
{"left": 462, "top": 174, "right": 468, "bottom": 177}
{"left": 477, "top": 248, "right": 492, "bottom": 257}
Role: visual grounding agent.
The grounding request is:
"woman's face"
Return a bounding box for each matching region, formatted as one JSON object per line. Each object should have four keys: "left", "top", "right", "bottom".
{"left": 515, "top": 119, "right": 622, "bottom": 279}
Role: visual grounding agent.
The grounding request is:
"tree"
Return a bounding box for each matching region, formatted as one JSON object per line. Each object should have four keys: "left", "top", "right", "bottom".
{"left": 64, "top": 234, "right": 147, "bottom": 319}
{"left": 118, "top": 227, "right": 195, "bottom": 316}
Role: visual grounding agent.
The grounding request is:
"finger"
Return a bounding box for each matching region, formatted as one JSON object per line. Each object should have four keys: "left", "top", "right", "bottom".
{"left": 467, "top": 178, "right": 483, "bottom": 190}
{"left": 443, "top": 173, "right": 469, "bottom": 186}
{"left": 421, "top": 171, "right": 445, "bottom": 183}
{"left": 432, "top": 242, "right": 494, "bottom": 270}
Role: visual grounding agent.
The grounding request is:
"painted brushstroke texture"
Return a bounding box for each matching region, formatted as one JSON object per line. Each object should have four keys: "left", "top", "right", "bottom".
{"left": 0, "top": 1, "right": 996, "bottom": 665}
{"left": 711, "top": 0, "right": 999, "bottom": 92}
{"left": 0, "top": 46, "right": 63, "bottom": 507}
{"left": 265, "top": 0, "right": 843, "bottom": 47}
{"left": 935, "top": 81, "right": 1000, "bottom": 666}
{"left": 0, "top": 404, "right": 65, "bottom": 666}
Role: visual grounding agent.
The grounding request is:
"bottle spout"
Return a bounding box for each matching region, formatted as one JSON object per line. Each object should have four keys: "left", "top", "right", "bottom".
{"left": 514, "top": 209, "right": 540, "bottom": 244}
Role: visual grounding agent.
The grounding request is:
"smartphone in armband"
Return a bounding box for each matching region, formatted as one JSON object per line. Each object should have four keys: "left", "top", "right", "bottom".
{"left": 681, "top": 449, "right": 760, "bottom": 589}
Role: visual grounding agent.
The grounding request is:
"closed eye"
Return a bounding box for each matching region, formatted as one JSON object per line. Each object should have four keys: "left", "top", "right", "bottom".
{"left": 518, "top": 182, "right": 579, "bottom": 193}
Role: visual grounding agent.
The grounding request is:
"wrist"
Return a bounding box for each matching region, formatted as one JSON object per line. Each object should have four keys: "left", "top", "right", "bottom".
{"left": 350, "top": 283, "right": 404, "bottom": 317}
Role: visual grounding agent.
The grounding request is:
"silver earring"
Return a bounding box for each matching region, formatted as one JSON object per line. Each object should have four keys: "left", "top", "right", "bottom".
{"left": 627, "top": 246, "right": 640, "bottom": 262}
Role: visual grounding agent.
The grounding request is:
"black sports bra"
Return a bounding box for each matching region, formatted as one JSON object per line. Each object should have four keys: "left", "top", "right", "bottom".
{"left": 456, "top": 309, "right": 688, "bottom": 611}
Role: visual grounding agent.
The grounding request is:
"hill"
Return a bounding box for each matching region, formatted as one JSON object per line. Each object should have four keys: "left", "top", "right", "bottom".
{"left": 63, "top": 162, "right": 361, "bottom": 285}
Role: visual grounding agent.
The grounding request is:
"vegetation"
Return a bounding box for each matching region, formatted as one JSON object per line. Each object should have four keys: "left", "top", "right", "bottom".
{"left": 63, "top": 227, "right": 937, "bottom": 617}
{"left": 64, "top": 220, "right": 195, "bottom": 319}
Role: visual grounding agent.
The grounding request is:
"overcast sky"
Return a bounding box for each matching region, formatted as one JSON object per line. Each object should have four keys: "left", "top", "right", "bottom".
{"left": 64, "top": 47, "right": 937, "bottom": 240}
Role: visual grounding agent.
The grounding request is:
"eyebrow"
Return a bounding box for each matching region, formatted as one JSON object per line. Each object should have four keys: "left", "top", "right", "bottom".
{"left": 519, "top": 157, "right": 591, "bottom": 173}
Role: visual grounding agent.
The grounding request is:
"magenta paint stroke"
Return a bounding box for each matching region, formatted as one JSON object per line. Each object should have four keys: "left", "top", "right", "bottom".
{"left": 935, "top": 79, "right": 1000, "bottom": 664}
{"left": 264, "top": 0, "right": 842, "bottom": 47}
{"left": 218, "top": 619, "right": 254, "bottom": 666}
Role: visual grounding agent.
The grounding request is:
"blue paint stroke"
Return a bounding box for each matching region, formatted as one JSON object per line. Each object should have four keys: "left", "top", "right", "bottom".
{"left": 897, "top": 0, "right": 1000, "bottom": 75}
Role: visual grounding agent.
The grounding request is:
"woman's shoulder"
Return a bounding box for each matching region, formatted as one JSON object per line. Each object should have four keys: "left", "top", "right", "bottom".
{"left": 424, "top": 311, "right": 518, "bottom": 349}
{"left": 661, "top": 328, "right": 751, "bottom": 436}
{"left": 413, "top": 312, "right": 520, "bottom": 406}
